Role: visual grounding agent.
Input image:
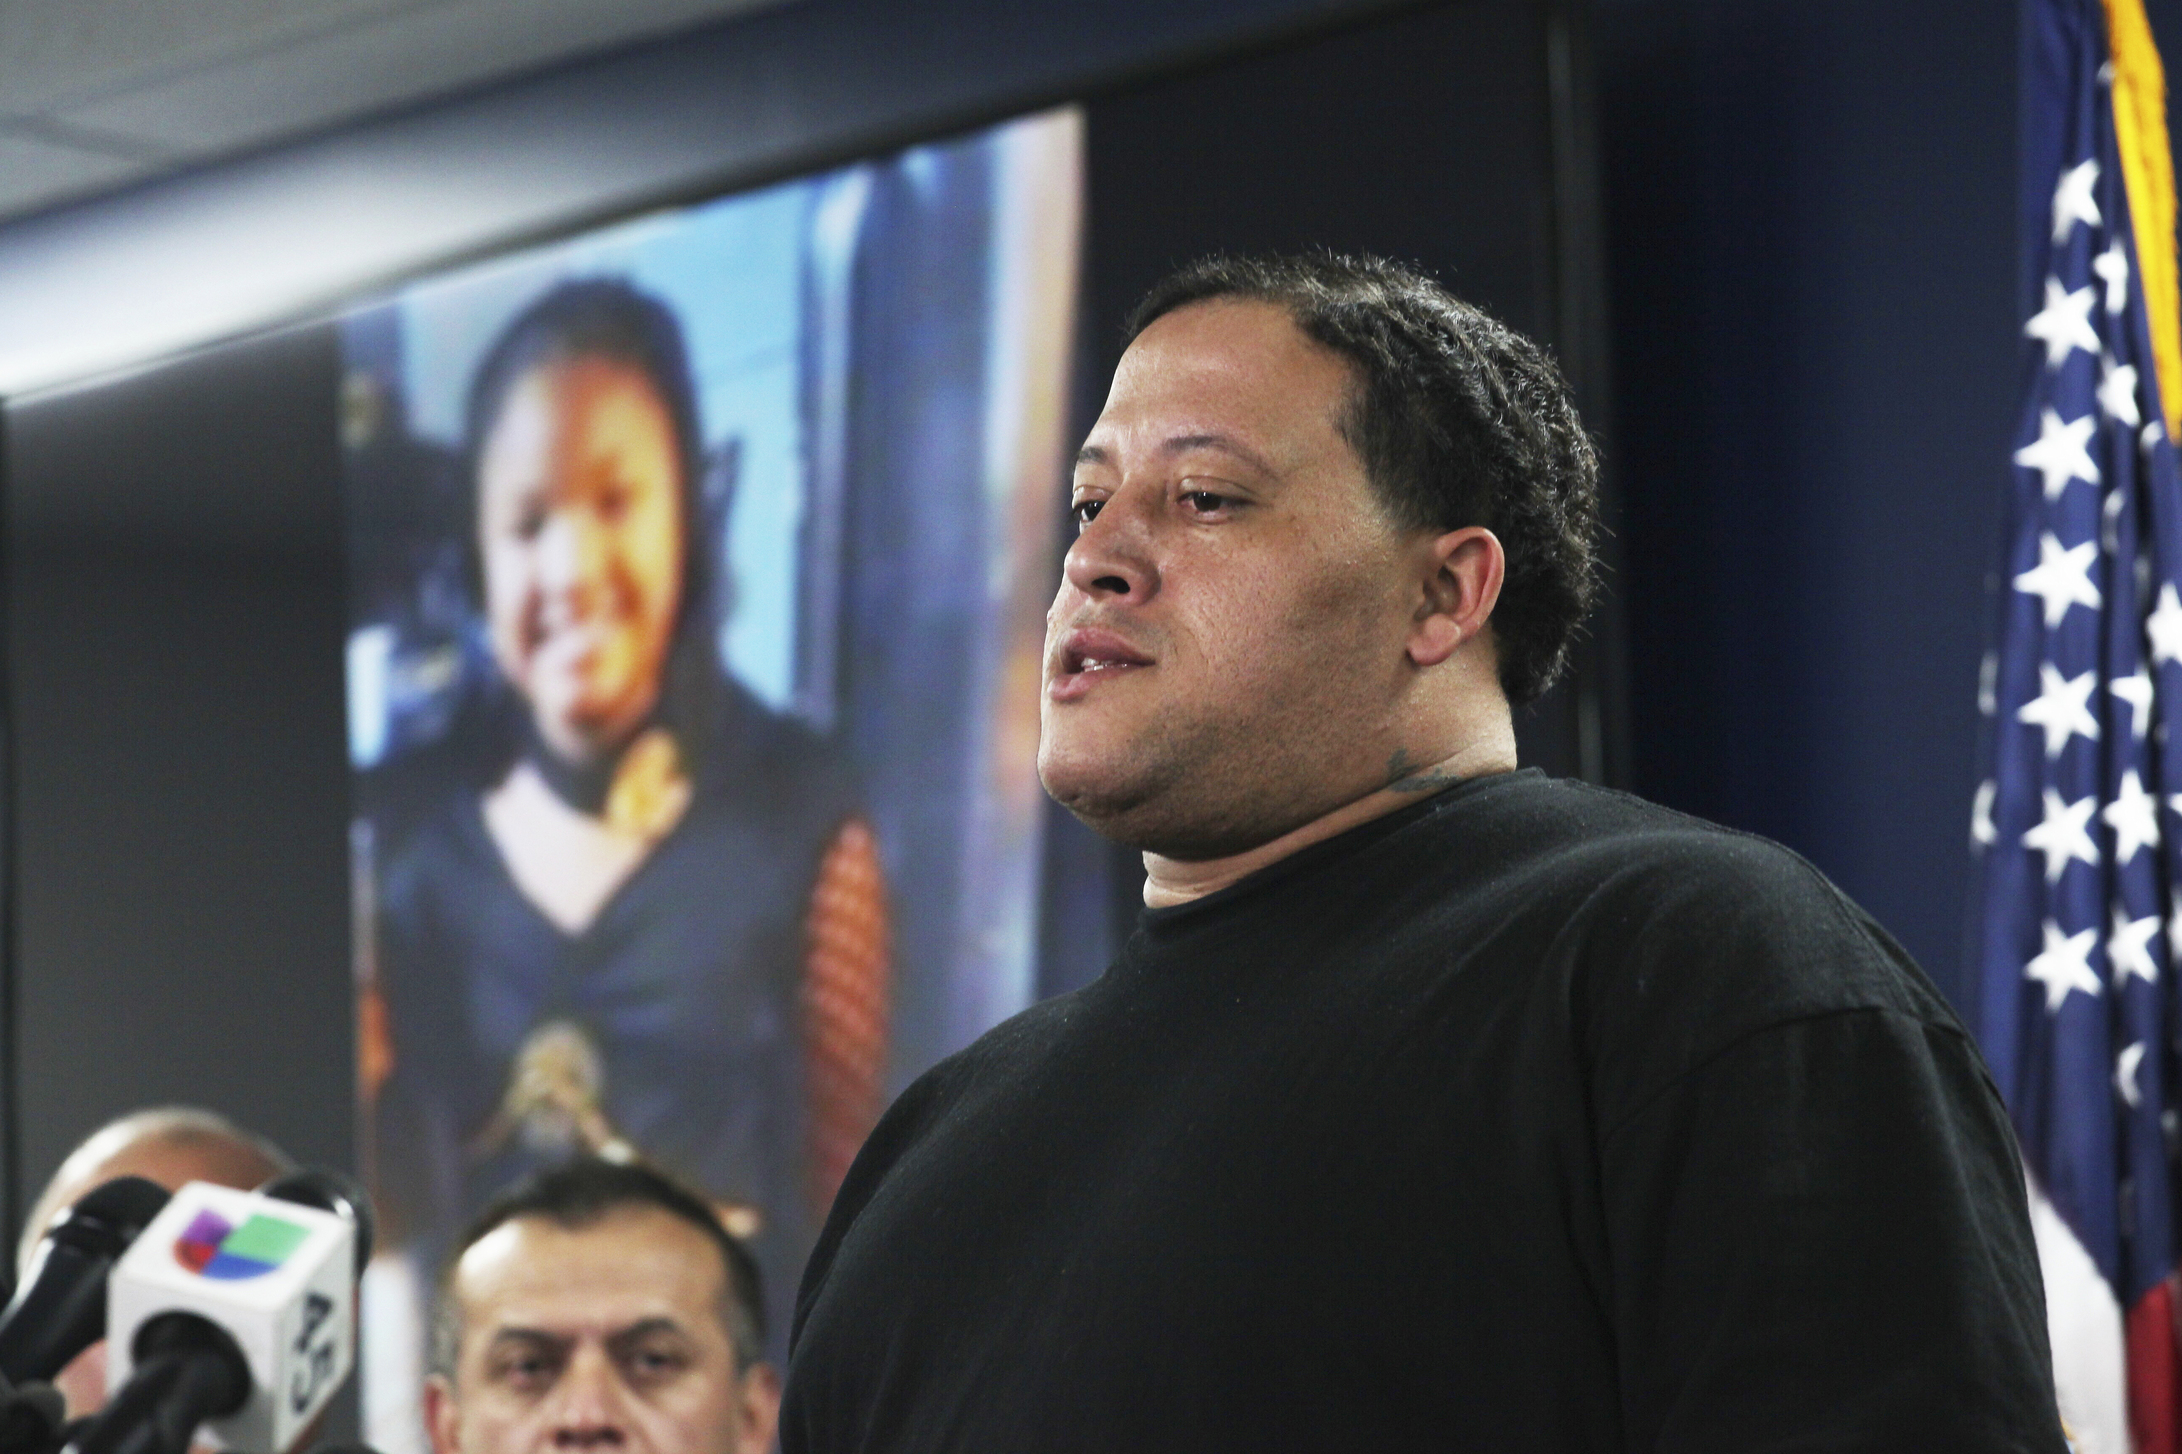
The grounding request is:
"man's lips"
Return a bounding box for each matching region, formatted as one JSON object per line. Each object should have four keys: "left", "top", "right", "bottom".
{"left": 1049, "top": 626, "right": 1153, "bottom": 699}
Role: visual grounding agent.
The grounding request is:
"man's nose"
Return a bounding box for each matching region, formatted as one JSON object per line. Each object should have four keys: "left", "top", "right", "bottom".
{"left": 547, "top": 1346, "right": 630, "bottom": 1450}
{"left": 1061, "top": 486, "right": 1158, "bottom": 603}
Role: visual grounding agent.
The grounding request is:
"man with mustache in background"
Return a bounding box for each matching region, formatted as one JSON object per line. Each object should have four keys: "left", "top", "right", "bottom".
{"left": 782, "top": 252, "right": 2065, "bottom": 1451}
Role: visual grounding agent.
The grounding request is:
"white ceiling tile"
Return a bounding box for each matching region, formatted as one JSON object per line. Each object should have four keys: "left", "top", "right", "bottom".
{"left": 0, "top": 0, "right": 438, "bottom": 115}
{"left": 39, "top": 0, "right": 786, "bottom": 155}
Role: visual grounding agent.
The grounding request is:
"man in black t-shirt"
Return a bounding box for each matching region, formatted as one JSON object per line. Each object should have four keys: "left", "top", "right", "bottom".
{"left": 781, "top": 252, "right": 2066, "bottom": 1450}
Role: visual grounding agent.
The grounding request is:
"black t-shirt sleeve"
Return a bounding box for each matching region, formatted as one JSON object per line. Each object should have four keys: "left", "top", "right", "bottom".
{"left": 1598, "top": 1006, "right": 2064, "bottom": 1451}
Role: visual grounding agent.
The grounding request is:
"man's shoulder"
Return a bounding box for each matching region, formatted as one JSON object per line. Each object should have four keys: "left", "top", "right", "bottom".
{"left": 1427, "top": 775, "right": 1911, "bottom": 955}
{"left": 1427, "top": 770, "right": 1824, "bottom": 882}
{"left": 1428, "top": 774, "right": 1971, "bottom": 1097}
{"left": 1387, "top": 771, "right": 1961, "bottom": 1048}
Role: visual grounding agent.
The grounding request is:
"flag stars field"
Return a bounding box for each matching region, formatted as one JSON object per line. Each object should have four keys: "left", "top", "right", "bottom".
{"left": 2112, "top": 906, "right": 2163, "bottom": 987}
{"left": 2104, "top": 769, "right": 2161, "bottom": 863}
{"left": 2019, "top": 662, "right": 2102, "bottom": 757}
{"left": 1975, "top": 5, "right": 2182, "bottom": 1440}
{"left": 2119, "top": 1042, "right": 2149, "bottom": 1109}
{"left": 2014, "top": 532, "right": 2103, "bottom": 625}
{"left": 2028, "top": 919, "right": 2104, "bottom": 1012}
{"left": 2113, "top": 663, "right": 2155, "bottom": 736}
{"left": 2024, "top": 787, "right": 2101, "bottom": 883}
{"left": 2095, "top": 237, "right": 2131, "bottom": 312}
{"left": 2027, "top": 277, "right": 2102, "bottom": 367}
{"left": 2053, "top": 157, "right": 2104, "bottom": 239}
{"left": 2016, "top": 409, "right": 2102, "bottom": 498}
{"left": 2149, "top": 581, "right": 2182, "bottom": 665}
{"left": 2101, "top": 355, "right": 2143, "bottom": 425}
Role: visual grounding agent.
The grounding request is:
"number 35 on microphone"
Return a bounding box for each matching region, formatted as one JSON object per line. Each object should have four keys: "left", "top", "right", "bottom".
{"left": 107, "top": 1183, "right": 357, "bottom": 1453}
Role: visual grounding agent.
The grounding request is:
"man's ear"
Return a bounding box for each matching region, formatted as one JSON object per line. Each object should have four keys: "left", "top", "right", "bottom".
{"left": 736, "top": 1362, "right": 784, "bottom": 1454}
{"left": 425, "top": 1372, "right": 462, "bottom": 1454}
{"left": 1408, "top": 526, "right": 1504, "bottom": 667}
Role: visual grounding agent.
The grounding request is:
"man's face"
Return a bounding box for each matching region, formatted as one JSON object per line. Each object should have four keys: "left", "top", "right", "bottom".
{"left": 1040, "top": 299, "right": 1428, "bottom": 857}
{"left": 427, "top": 1207, "right": 777, "bottom": 1454}
{"left": 477, "top": 355, "right": 686, "bottom": 765}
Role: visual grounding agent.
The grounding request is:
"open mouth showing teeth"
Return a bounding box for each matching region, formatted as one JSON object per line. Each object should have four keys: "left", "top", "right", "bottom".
{"left": 1054, "top": 630, "right": 1151, "bottom": 689}
{"left": 1064, "top": 649, "right": 1151, "bottom": 676}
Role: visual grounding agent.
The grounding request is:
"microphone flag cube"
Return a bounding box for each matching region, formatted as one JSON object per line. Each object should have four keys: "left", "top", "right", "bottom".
{"left": 106, "top": 1181, "right": 355, "bottom": 1453}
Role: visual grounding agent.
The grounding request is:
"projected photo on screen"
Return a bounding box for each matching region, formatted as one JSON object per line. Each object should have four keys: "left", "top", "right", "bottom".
{"left": 337, "top": 107, "right": 1082, "bottom": 1451}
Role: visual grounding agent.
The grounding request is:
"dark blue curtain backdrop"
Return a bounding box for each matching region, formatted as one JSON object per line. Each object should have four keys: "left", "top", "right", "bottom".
{"left": 1597, "top": 0, "right": 2182, "bottom": 1018}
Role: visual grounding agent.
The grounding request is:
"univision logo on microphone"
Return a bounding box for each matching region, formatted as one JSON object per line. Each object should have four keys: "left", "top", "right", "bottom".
{"left": 110, "top": 1181, "right": 356, "bottom": 1452}
{"left": 174, "top": 1210, "right": 311, "bottom": 1281}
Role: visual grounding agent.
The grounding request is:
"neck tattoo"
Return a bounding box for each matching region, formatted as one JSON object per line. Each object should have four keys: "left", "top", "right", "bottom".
{"left": 1384, "top": 747, "right": 1466, "bottom": 795}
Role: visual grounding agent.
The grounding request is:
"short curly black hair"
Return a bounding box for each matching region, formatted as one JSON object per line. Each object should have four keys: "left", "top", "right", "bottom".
{"left": 1126, "top": 252, "right": 1600, "bottom": 704}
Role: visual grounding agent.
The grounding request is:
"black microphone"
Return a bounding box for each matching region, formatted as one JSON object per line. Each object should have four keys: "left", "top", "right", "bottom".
{"left": 0, "top": 1371, "right": 67, "bottom": 1454}
{"left": 0, "top": 1179, "right": 170, "bottom": 1385}
{"left": 253, "top": 1173, "right": 374, "bottom": 1277}
{"left": 64, "top": 1315, "right": 249, "bottom": 1454}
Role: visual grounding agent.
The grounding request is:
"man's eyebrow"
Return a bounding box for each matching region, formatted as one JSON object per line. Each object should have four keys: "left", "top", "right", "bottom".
{"left": 607, "top": 1317, "right": 689, "bottom": 1345}
{"left": 1162, "top": 432, "right": 1279, "bottom": 478}
{"left": 485, "top": 1327, "right": 568, "bottom": 1353}
{"left": 1072, "top": 434, "right": 1280, "bottom": 476}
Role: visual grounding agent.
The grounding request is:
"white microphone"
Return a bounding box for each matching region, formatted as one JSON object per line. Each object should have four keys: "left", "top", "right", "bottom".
{"left": 87, "top": 1179, "right": 359, "bottom": 1454}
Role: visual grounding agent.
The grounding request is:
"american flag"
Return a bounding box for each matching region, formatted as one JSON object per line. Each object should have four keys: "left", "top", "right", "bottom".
{"left": 1972, "top": 0, "right": 2182, "bottom": 1450}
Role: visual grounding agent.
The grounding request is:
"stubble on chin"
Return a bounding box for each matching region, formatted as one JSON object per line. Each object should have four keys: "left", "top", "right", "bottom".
{"left": 1040, "top": 701, "right": 1191, "bottom": 844}
{"left": 1037, "top": 721, "right": 1174, "bottom": 843}
{"left": 1038, "top": 707, "right": 1325, "bottom": 861}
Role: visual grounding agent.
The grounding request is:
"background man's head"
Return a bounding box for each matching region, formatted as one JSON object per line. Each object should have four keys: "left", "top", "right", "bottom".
{"left": 1040, "top": 251, "right": 1600, "bottom": 857}
{"left": 16, "top": 1106, "right": 293, "bottom": 1416}
{"left": 427, "top": 1158, "right": 777, "bottom": 1454}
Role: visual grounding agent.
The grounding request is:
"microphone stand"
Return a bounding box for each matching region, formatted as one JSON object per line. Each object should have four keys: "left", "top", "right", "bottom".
{"left": 0, "top": 1371, "right": 67, "bottom": 1454}
{"left": 62, "top": 1317, "right": 247, "bottom": 1454}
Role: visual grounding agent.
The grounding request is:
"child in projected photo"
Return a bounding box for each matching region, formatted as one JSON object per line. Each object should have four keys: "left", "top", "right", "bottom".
{"left": 366, "top": 279, "right": 889, "bottom": 1346}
